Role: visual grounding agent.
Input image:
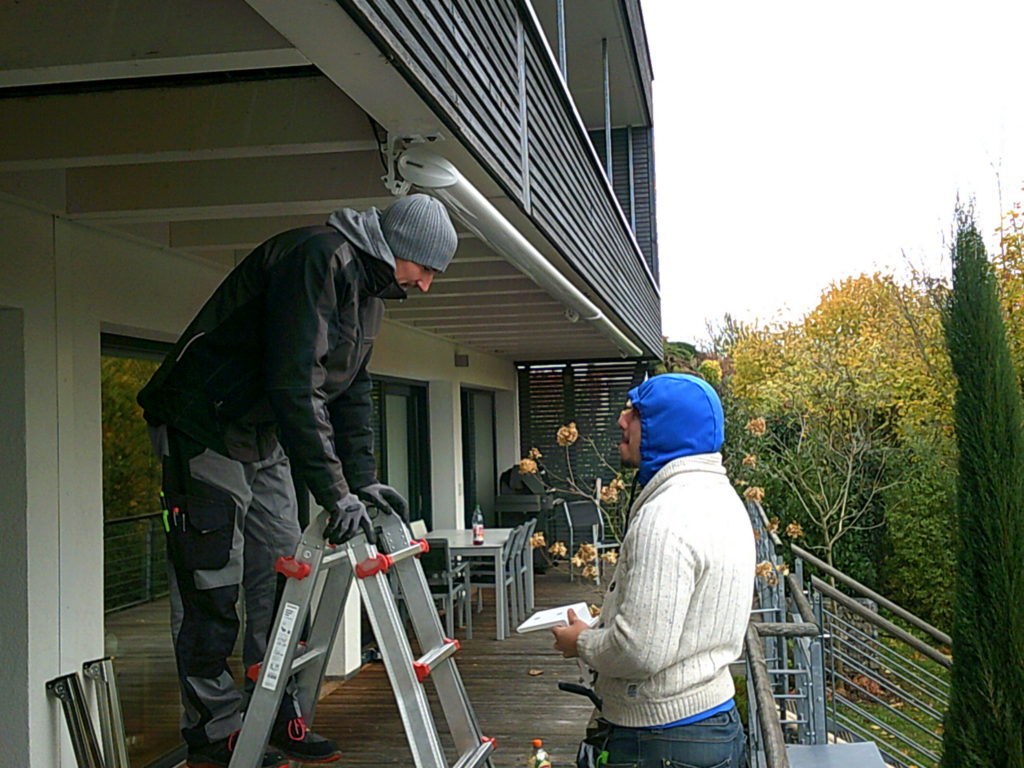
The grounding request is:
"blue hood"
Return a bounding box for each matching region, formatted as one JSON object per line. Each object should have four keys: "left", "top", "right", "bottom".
{"left": 629, "top": 374, "right": 724, "bottom": 486}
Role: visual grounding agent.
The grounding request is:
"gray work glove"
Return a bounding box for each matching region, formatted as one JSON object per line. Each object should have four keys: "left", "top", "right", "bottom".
{"left": 356, "top": 482, "right": 410, "bottom": 523}
{"left": 325, "top": 493, "right": 375, "bottom": 545}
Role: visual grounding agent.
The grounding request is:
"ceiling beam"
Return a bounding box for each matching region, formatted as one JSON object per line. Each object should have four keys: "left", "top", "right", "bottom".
{"left": 401, "top": 279, "right": 539, "bottom": 299}
{"left": 412, "top": 320, "right": 583, "bottom": 334}
{"left": 0, "top": 50, "right": 310, "bottom": 89}
{"left": 387, "top": 306, "right": 565, "bottom": 321}
{"left": 432, "top": 323, "right": 589, "bottom": 337}
{"left": 63, "top": 151, "right": 388, "bottom": 221}
{"left": 0, "top": 0, "right": 302, "bottom": 87}
{"left": 0, "top": 76, "right": 374, "bottom": 170}
{"left": 393, "top": 292, "right": 549, "bottom": 309}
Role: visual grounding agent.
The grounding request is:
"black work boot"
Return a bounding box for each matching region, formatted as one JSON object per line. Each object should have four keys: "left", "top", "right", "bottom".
{"left": 269, "top": 716, "right": 342, "bottom": 764}
{"left": 186, "top": 732, "right": 288, "bottom": 768}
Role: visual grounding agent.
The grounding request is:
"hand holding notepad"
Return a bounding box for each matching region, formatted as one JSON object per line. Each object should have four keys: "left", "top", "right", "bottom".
{"left": 516, "top": 602, "right": 599, "bottom": 634}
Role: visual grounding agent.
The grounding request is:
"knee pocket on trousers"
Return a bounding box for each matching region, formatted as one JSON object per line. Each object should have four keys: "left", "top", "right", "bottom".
{"left": 167, "top": 489, "right": 236, "bottom": 572}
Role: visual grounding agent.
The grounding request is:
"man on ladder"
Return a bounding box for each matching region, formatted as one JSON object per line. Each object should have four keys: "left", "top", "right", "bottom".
{"left": 138, "top": 195, "right": 458, "bottom": 768}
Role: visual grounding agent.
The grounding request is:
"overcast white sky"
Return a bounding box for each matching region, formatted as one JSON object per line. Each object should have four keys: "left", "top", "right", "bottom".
{"left": 644, "top": 0, "right": 1024, "bottom": 343}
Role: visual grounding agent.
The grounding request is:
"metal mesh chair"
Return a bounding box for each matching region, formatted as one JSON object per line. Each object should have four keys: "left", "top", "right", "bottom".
{"left": 422, "top": 537, "right": 472, "bottom": 639}
{"left": 515, "top": 518, "right": 537, "bottom": 614}
{"left": 467, "top": 525, "right": 523, "bottom": 635}
{"left": 563, "top": 499, "right": 618, "bottom": 584}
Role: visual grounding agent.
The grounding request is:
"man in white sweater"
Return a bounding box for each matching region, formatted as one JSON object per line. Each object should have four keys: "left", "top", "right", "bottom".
{"left": 552, "top": 373, "right": 755, "bottom": 768}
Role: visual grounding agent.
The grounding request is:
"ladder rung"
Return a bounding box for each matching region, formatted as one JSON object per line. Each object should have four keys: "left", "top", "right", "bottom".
{"left": 413, "top": 638, "right": 460, "bottom": 683}
{"left": 290, "top": 646, "right": 326, "bottom": 674}
{"left": 354, "top": 541, "right": 428, "bottom": 579}
{"left": 322, "top": 547, "right": 347, "bottom": 568}
{"left": 452, "top": 737, "right": 497, "bottom": 768}
{"left": 390, "top": 540, "right": 430, "bottom": 565}
{"left": 767, "top": 669, "right": 809, "bottom": 675}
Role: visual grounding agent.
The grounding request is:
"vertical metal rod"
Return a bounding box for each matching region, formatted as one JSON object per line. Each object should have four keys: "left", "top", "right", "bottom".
{"left": 626, "top": 125, "right": 635, "bottom": 230}
{"left": 556, "top": 0, "right": 567, "bottom": 79}
{"left": 602, "top": 37, "right": 612, "bottom": 184}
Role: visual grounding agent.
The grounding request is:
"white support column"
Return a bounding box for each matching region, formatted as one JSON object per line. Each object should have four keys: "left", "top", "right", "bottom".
{"left": 0, "top": 308, "right": 31, "bottom": 767}
{"left": 54, "top": 222, "right": 107, "bottom": 677}
{"left": 0, "top": 202, "right": 63, "bottom": 768}
{"left": 428, "top": 380, "right": 463, "bottom": 530}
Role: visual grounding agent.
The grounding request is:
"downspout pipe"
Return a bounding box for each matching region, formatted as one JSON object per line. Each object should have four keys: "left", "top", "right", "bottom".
{"left": 397, "top": 146, "right": 643, "bottom": 358}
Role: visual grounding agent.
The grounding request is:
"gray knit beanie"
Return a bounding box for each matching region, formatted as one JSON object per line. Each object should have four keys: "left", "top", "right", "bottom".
{"left": 379, "top": 194, "right": 458, "bottom": 272}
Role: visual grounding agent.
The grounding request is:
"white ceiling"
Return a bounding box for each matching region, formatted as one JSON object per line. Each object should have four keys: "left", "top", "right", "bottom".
{"left": 0, "top": 0, "right": 639, "bottom": 361}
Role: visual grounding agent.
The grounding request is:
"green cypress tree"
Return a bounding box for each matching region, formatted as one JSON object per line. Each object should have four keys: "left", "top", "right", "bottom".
{"left": 941, "top": 207, "right": 1024, "bottom": 767}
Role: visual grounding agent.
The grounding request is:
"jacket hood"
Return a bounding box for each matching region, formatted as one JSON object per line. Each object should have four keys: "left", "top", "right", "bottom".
{"left": 629, "top": 373, "right": 724, "bottom": 486}
{"left": 326, "top": 207, "right": 406, "bottom": 299}
{"left": 326, "top": 207, "right": 396, "bottom": 269}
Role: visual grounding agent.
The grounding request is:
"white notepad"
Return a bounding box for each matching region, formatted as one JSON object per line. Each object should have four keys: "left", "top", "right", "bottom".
{"left": 516, "top": 602, "right": 600, "bottom": 634}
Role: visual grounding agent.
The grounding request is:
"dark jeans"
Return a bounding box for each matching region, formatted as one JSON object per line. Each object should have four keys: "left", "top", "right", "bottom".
{"left": 604, "top": 707, "right": 745, "bottom": 768}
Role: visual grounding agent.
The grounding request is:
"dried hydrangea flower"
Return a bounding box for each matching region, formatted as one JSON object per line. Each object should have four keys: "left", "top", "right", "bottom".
{"left": 528, "top": 446, "right": 543, "bottom": 460}
{"left": 742, "top": 454, "right": 757, "bottom": 468}
{"left": 743, "top": 486, "right": 765, "bottom": 503}
{"left": 518, "top": 457, "right": 538, "bottom": 475}
{"left": 599, "top": 550, "right": 618, "bottom": 564}
{"left": 556, "top": 422, "right": 579, "bottom": 447}
{"left": 530, "top": 532, "right": 547, "bottom": 549}
{"left": 785, "top": 522, "right": 804, "bottom": 539}
{"left": 745, "top": 418, "right": 767, "bottom": 437}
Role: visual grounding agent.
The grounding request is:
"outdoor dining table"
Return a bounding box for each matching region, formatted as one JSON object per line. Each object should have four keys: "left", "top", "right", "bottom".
{"left": 427, "top": 527, "right": 513, "bottom": 640}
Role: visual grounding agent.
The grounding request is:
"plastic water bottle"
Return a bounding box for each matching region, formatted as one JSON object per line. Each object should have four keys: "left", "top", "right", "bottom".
{"left": 472, "top": 505, "right": 485, "bottom": 545}
{"left": 527, "top": 739, "right": 551, "bottom": 768}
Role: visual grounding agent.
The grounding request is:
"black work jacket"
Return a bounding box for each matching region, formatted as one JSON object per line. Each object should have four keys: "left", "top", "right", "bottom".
{"left": 138, "top": 225, "right": 403, "bottom": 511}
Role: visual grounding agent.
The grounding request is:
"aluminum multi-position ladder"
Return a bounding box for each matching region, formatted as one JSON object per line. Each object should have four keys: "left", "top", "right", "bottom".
{"left": 229, "top": 509, "right": 496, "bottom": 768}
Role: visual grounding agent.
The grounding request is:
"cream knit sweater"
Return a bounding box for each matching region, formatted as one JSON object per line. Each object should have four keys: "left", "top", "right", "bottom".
{"left": 576, "top": 453, "right": 755, "bottom": 727}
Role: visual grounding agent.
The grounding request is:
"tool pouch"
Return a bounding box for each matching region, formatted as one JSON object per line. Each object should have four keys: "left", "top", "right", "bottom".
{"left": 575, "top": 718, "right": 612, "bottom": 768}
{"left": 165, "top": 489, "right": 235, "bottom": 572}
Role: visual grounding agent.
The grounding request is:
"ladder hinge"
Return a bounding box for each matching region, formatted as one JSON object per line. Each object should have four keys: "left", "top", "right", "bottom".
{"left": 275, "top": 556, "right": 312, "bottom": 580}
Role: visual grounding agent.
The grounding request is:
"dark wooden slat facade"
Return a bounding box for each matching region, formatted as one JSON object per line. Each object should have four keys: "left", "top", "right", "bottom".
{"left": 338, "top": 0, "right": 662, "bottom": 357}
{"left": 589, "top": 126, "right": 658, "bottom": 279}
{"left": 517, "top": 361, "right": 646, "bottom": 509}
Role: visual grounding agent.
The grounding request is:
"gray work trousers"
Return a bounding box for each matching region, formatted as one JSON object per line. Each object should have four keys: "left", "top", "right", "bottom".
{"left": 151, "top": 425, "right": 303, "bottom": 748}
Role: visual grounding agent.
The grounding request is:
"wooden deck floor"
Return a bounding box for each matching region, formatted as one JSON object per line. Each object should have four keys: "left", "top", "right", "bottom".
{"left": 314, "top": 566, "right": 605, "bottom": 767}
{"left": 107, "top": 566, "right": 607, "bottom": 767}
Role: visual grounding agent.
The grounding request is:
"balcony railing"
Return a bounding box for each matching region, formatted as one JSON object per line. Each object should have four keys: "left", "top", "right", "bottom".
{"left": 747, "top": 502, "right": 941, "bottom": 767}
{"left": 104, "top": 512, "right": 168, "bottom": 613}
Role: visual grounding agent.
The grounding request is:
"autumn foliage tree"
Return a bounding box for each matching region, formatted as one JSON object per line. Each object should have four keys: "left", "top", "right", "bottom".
{"left": 721, "top": 271, "right": 958, "bottom": 620}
